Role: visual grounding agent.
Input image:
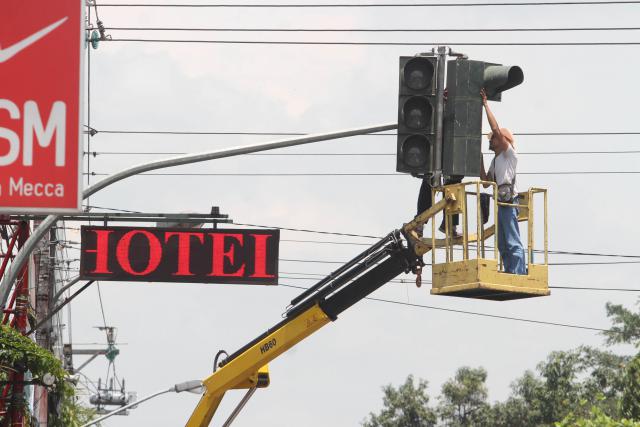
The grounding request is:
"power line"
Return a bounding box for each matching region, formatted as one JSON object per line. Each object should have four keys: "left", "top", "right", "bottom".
{"left": 235, "top": 222, "right": 380, "bottom": 239}
{"left": 96, "top": 2, "right": 640, "bottom": 8}
{"left": 77, "top": 209, "right": 640, "bottom": 260}
{"left": 103, "top": 26, "right": 640, "bottom": 33}
{"left": 282, "top": 238, "right": 370, "bottom": 246}
{"left": 278, "top": 283, "right": 617, "bottom": 334}
{"left": 108, "top": 38, "right": 640, "bottom": 46}
{"left": 278, "top": 258, "right": 640, "bottom": 266}
{"left": 96, "top": 282, "right": 108, "bottom": 330}
{"left": 83, "top": 205, "right": 142, "bottom": 214}
{"left": 87, "top": 150, "right": 640, "bottom": 157}
{"left": 550, "top": 285, "right": 640, "bottom": 292}
{"left": 85, "top": 171, "right": 640, "bottom": 176}
{"left": 91, "top": 129, "right": 640, "bottom": 137}
{"left": 280, "top": 275, "right": 640, "bottom": 291}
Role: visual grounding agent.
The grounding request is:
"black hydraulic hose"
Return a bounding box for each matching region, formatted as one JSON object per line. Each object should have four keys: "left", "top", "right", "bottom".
{"left": 288, "top": 231, "right": 396, "bottom": 307}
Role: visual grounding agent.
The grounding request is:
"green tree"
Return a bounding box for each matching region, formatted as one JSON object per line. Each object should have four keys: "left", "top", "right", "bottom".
{"left": 362, "top": 375, "right": 436, "bottom": 427}
{"left": 603, "top": 299, "right": 640, "bottom": 348}
{"left": 512, "top": 347, "right": 627, "bottom": 424}
{"left": 0, "top": 325, "right": 96, "bottom": 426}
{"left": 555, "top": 405, "right": 640, "bottom": 427}
{"left": 436, "top": 367, "right": 491, "bottom": 427}
{"left": 490, "top": 370, "right": 545, "bottom": 427}
{"left": 622, "top": 354, "right": 640, "bottom": 419}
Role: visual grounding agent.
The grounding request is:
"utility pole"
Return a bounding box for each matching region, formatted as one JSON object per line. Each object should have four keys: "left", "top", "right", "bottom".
{"left": 30, "top": 225, "right": 56, "bottom": 424}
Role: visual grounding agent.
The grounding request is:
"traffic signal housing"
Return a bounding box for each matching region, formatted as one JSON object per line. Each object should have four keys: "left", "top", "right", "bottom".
{"left": 483, "top": 63, "right": 524, "bottom": 102}
{"left": 396, "top": 56, "right": 438, "bottom": 174}
{"left": 442, "top": 59, "right": 523, "bottom": 177}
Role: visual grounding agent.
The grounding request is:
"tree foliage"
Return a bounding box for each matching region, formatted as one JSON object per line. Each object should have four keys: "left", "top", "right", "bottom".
{"left": 364, "top": 348, "right": 631, "bottom": 427}
{"left": 603, "top": 299, "right": 640, "bottom": 348}
{"left": 362, "top": 375, "right": 437, "bottom": 427}
{"left": 555, "top": 405, "right": 640, "bottom": 427}
{"left": 0, "top": 325, "right": 96, "bottom": 426}
{"left": 437, "top": 367, "right": 490, "bottom": 427}
{"left": 622, "top": 354, "right": 640, "bottom": 420}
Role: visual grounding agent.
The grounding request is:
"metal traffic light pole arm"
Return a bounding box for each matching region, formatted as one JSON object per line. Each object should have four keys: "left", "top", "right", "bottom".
{"left": 0, "top": 123, "right": 397, "bottom": 309}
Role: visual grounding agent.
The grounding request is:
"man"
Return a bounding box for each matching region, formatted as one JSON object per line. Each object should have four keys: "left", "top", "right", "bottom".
{"left": 479, "top": 88, "right": 526, "bottom": 275}
{"left": 416, "top": 176, "right": 461, "bottom": 237}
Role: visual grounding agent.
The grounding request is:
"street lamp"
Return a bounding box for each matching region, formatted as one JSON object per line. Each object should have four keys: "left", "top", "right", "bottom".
{"left": 81, "top": 380, "right": 203, "bottom": 427}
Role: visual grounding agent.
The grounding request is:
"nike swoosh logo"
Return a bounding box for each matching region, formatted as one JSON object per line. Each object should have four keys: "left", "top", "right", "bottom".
{"left": 0, "top": 17, "right": 68, "bottom": 64}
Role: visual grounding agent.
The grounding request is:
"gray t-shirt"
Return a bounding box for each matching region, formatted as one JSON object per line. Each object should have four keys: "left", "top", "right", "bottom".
{"left": 487, "top": 144, "right": 518, "bottom": 194}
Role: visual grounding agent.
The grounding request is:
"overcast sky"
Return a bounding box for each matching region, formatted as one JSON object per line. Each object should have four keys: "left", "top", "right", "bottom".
{"left": 56, "top": 1, "right": 640, "bottom": 426}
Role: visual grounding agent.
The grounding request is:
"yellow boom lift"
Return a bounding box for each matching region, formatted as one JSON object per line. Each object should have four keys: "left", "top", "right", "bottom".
{"left": 186, "top": 181, "right": 548, "bottom": 426}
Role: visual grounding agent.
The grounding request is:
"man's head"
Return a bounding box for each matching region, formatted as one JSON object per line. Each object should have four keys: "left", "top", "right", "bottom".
{"left": 487, "top": 128, "right": 515, "bottom": 152}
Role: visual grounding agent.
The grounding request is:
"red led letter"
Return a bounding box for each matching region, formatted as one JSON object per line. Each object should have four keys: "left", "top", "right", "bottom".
{"left": 165, "top": 232, "right": 204, "bottom": 276}
{"left": 249, "top": 234, "right": 275, "bottom": 278}
{"left": 116, "top": 230, "right": 162, "bottom": 276}
{"left": 208, "top": 233, "right": 245, "bottom": 277}
{"left": 85, "top": 229, "right": 114, "bottom": 274}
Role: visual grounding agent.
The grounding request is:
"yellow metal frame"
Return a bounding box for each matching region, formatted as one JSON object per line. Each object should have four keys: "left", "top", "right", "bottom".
{"left": 186, "top": 304, "right": 331, "bottom": 426}
{"left": 426, "top": 181, "right": 549, "bottom": 300}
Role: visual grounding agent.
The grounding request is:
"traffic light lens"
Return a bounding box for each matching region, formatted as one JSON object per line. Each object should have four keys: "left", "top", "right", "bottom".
{"left": 403, "top": 57, "right": 435, "bottom": 91}
{"left": 402, "top": 96, "right": 432, "bottom": 130}
{"left": 401, "top": 135, "right": 430, "bottom": 168}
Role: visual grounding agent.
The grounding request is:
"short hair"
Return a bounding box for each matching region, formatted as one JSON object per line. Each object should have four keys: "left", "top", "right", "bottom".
{"left": 487, "top": 128, "right": 515, "bottom": 147}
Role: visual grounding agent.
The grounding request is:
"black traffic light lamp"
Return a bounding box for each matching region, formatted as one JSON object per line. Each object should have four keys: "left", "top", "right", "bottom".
{"left": 442, "top": 59, "right": 523, "bottom": 177}
{"left": 397, "top": 56, "right": 438, "bottom": 174}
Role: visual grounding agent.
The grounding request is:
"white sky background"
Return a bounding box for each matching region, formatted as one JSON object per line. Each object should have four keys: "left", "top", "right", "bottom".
{"left": 60, "top": 1, "right": 640, "bottom": 426}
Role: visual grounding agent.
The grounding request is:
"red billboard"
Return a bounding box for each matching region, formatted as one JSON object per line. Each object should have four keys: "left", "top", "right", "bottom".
{"left": 80, "top": 226, "right": 280, "bottom": 285}
{"left": 0, "top": 1, "right": 83, "bottom": 212}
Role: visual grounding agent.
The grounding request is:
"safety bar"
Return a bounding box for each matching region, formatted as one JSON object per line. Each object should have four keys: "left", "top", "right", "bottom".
{"left": 431, "top": 181, "right": 548, "bottom": 272}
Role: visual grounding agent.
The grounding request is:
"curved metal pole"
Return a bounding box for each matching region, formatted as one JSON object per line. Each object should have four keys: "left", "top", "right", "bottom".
{"left": 81, "top": 387, "right": 173, "bottom": 427}
{"left": 0, "top": 123, "right": 397, "bottom": 308}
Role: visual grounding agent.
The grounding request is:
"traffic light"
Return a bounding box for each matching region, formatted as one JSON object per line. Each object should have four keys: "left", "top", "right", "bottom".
{"left": 442, "top": 59, "right": 523, "bottom": 176}
{"left": 396, "top": 55, "right": 439, "bottom": 174}
{"left": 483, "top": 63, "right": 524, "bottom": 102}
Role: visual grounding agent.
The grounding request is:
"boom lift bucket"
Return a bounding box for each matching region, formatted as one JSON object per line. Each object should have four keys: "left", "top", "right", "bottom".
{"left": 406, "top": 181, "right": 549, "bottom": 301}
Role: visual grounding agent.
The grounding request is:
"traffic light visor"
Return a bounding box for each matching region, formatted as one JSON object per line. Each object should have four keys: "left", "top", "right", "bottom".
{"left": 400, "top": 134, "right": 430, "bottom": 169}
{"left": 403, "top": 57, "right": 435, "bottom": 91}
{"left": 401, "top": 96, "right": 433, "bottom": 131}
{"left": 483, "top": 65, "right": 524, "bottom": 100}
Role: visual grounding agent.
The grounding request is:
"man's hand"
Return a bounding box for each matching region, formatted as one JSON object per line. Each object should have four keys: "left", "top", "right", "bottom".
{"left": 480, "top": 88, "right": 488, "bottom": 105}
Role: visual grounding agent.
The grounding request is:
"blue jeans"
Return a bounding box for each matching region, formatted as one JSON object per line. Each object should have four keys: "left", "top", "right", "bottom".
{"left": 497, "top": 198, "right": 526, "bottom": 275}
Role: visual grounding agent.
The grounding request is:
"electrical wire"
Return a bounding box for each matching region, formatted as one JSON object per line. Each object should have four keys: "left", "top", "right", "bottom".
{"left": 280, "top": 275, "right": 640, "bottom": 291}
{"left": 278, "top": 271, "right": 640, "bottom": 292}
{"left": 85, "top": 171, "right": 640, "bottom": 176}
{"left": 78, "top": 208, "right": 640, "bottom": 260}
{"left": 103, "top": 26, "right": 640, "bottom": 32}
{"left": 278, "top": 258, "right": 640, "bottom": 266}
{"left": 96, "top": 1, "right": 640, "bottom": 8}
{"left": 83, "top": 205, "right": 142, "bottom": 214}
{"left": 278, "top": 283, "right": 618, "bottom": 333}
{"left": 232, "top": 221, "right": 379, "bottom": 239}
{"left": 86, "top": 150, "right": 640, "bottom": 156}
{"left": 91, "top": 129, "right": 640, "bottom": 137}
{"left": 107, "top": 38, "right": 640, "bottom": 46}
{"left": 96, "top": 282, "right": 108, "bottom": 330}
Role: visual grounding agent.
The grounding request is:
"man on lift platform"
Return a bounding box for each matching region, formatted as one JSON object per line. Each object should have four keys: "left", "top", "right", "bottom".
{"left": 479, "top": 88, "right": 526, "bottom": 275}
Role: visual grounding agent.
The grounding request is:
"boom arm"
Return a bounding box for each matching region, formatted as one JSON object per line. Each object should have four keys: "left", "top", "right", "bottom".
{"left": 186, "top": 198, "right": 451, "bottom": 426}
